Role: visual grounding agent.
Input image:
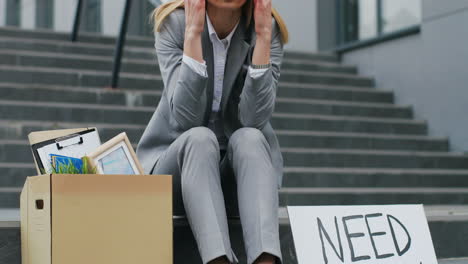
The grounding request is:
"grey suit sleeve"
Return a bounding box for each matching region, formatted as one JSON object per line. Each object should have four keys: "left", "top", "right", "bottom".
{"left": 155, "top": 12, "right": 208, "bottom": 131}
{"left": 238, "top": 20, "right": 284, "bottom": 129}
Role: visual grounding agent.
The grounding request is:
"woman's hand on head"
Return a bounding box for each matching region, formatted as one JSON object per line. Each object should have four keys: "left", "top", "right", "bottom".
{"left": 251, "top": 0, "right": 272, "bottom": 65}
{"left": 183, "top": 0, "right": 205, "bottom": 63}
{"left": 184, "top": 0, "right": 206, "bottom": 37}
{"left": 253, "top": 0, "right": 272, "bottom": 41}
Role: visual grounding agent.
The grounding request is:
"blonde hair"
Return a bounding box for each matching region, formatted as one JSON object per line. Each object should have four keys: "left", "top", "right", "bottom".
{"left": 150, "top": 0, "right": 289, "bottom": 44}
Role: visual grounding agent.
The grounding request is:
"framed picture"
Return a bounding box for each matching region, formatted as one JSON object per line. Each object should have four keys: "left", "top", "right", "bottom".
{"left": 85, "top": 132, "right": 144, "bottom": 175}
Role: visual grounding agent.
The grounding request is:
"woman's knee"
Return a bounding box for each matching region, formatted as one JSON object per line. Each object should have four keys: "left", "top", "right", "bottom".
{"left": 179, "top": 127, "right": 221, "bottom": 190}
{"left": 183, "top": 126, "right": 219, "bottom": 156}
{"left": 229, "top": 127, "right": 266, "bottom": 150}
{"left": 186, "top": 126, "right": 218, "bottom": 145}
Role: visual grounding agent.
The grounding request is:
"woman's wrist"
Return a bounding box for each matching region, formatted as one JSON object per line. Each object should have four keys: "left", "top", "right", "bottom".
{"left": 256, "top": 33, "right": 272, "bottom": 46}
{"left": 184, "top": 31, "right": 204, "bottom": 63}
{"left": 185, "top": 28, "right": 202, "bottom": 40}
{"left": 255, "top": 28, "right": 272, "bottom": 41}
{"left": 252, "top": 34, "right": 271, "bottom": 65}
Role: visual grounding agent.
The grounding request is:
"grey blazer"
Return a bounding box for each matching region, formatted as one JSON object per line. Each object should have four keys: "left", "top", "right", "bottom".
{"left": 136, "top": 9, "right": 285, "bottom": 188}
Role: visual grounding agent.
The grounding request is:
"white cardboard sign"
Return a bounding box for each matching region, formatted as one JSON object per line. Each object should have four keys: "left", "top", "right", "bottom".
{"left": 287, "top": 205, "right": 437, "bottom": 264}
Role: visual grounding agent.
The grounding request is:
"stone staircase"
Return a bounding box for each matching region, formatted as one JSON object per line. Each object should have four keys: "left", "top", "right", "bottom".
{"left": 0, "top": 26, "right": 468, "bottom": 263}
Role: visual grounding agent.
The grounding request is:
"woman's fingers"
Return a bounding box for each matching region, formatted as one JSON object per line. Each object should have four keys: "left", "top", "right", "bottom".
{"left": 254, "top": 0, "right": 271, "bottom": 11}
{"left": 254, "top": 0, "right": 272, "bottom": 37}
{"left": 185, "top": 0, "right": 205, "bottom": 35}
{"left": 183, "top": 0, "right": 205, "bottom": 63}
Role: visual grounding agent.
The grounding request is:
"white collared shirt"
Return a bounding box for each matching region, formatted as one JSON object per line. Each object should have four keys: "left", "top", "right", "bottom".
{"left": 182, "top": 14, "right": 269, "bottom": 148}
{"left": 182, "top": 14, "right": 268, "bottom": 113}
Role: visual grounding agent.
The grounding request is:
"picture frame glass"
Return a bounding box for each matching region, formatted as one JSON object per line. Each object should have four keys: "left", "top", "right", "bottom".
{"left": 96, "top": 142, "right": 137, "bottom": 175}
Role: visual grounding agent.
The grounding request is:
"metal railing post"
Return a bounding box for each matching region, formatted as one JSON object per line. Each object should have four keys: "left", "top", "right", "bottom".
{"left": 71, "top": 0, "right": 84, "bottom": 42}
{"left": 110, "top": 0, "right": 133, "bottom": 89}
{"left": 377, "top": 0, "right": 383, "bottom": 35}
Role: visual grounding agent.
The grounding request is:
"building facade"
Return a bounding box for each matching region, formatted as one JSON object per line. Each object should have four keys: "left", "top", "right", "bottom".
{"left": 0, "top": 0, "right": 155, "bottom": 37}
{"left": 278, "top": 0, "right": 468, "bottom": 153}
{"left": 316, "top": 0, "right": 468, "bottom": 153}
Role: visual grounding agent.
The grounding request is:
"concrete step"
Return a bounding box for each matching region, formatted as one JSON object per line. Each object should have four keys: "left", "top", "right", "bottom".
{"left": 5, "top": 140, "right": 466, "bottom": 168}
{"left": 0, "top": 118, "right": 431, "bottom": 143}
{"left": 0, "top": 119, "right": 447, "bottom": 152}
{"left": 2, "top": 139, "right": 468, "bottom": 170}
{"left": 276, "top": 130, "right": 448, "bottom": 151}
{"left": 0, "top": 33, "right": 340, "bottom": 63}
{"left": 272, "top": 113, "right": 427, "bottom": 134}
{"left": 0, "top": 187, "right": 21, "bottom": 207}
{"left": 440, "top": 259, "right": 468, "bottom": 264}
{"left": 282, "top": 58, "right": 356, "bottom": 74}
{"left": 280, "top": 69, "right": 374, "bottom": 87}
{"left": 0, "top": 211, "right": 295, "bottom": 264}
{"left": 0, "top": 139, "right": 137, "bottom": 165}
{"left": 278, "top": 82, "right": 394, "bottom": 102}
{"left": 279, "top": 187, "right": 468, "bottom": 206}
{"left": 0, "top": 85, "right": 411, "bottom": 118}
{"left": 0, "top": 163, "right": 34, "bottom": 187}
{"left": 0, "top": 26, "right": 154, "bottom": 47}
{"left": 0, "top": 36, "right": 159, "bottom": 61}
{"left": 0, "top": 120, "right": 145, "bottom": 145}
{"left": 0, "top": 83, "right": 160, "bottom": 108}
{"left": 282, "top": 167, "right": 468, "bottom": 188}
{"left": 0, "top": 82, "right": 395, "bottom": 106}
{"left": 0, "top": 141, "right": 37, "bottom": 165}
{"left": 283, "top": 51, "right": 339, "bottom": 62}
{"left": 281, "top": 148, "right": 468, "bottom": 169}
{"left": 3, "top": 163, "right": 468, "bottom": 189}
{"left": 0, "top": 49, "right": 357, "bottom": 75}
{"left": 0, "top": 206, "right": 467, "bottom": 263}
{"left": 0, "top": 65, "right": 374, "bottom": 89}
{"left": 275, "top": 97, "right": 412, "bottom": 118}
{"left": 0, "top": 101, "right": 428, "bottom": 134}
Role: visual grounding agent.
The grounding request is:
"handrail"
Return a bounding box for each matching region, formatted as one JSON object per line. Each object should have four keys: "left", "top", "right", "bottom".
{"left": 71, "top": 0, "right": 83, "bottom": 42}
{"left": 110, "top": 0, "right": 133, "bottom": 89}
{"left": 70, "top": 0, "right": 158, "bottom": 88}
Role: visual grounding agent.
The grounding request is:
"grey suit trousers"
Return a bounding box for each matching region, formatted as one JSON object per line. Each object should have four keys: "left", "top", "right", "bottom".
{"left": 150, "top": 126, "right": 282, "bottom": 264}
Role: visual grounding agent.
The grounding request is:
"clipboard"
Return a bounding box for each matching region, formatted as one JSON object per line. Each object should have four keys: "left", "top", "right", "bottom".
{"left": 28, "top": 127, "right": 101, "bottom": 175}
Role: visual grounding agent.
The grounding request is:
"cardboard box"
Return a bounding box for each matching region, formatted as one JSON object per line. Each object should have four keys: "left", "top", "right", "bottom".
{"left": 22, "top": 128, "right": 173, "bottom": 264}
{"left": 20, "top": 173, "right": 172, "bottom": 264}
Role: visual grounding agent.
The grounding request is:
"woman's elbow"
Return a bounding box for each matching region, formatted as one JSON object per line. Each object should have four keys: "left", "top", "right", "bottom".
{"left": 239, "top": 105, "right": 274, "bottom": 130}
{"left": 170, "top": 104, "right": 204, "bottom": 131}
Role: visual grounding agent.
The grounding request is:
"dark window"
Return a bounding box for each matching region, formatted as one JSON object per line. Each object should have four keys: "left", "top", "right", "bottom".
{"left": 337, "top": 0, "right": 421, "bottom": 45}
{"left": 36, "top": 0, "right": 54, "bottom": 29}
{"left": 82, "top": 0, "right": 101, "bottom": 33}
{"left": 144, "top": 1, "right": 157, "bottom": 36}
{"left": 381, "top": 0, "right": 421, "bottom": 34}
{"left": 6, "top": 0, "right": 21, "bottom": 27}
{"left": 128, "top": 0, "right": 157, "bottom": 37}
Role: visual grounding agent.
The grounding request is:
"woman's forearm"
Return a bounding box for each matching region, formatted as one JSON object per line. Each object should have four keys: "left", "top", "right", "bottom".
{"left": 252, "top": 0, "right": 272, "bottom": 65}
{"left": 252, "top": 34, "right": 272, "bottom": 65}
{"left": 183, "top": 0, "right": 205, "bottom": 63}
{"left": 184, "top": 31, "right": 204, "bottom": 63}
